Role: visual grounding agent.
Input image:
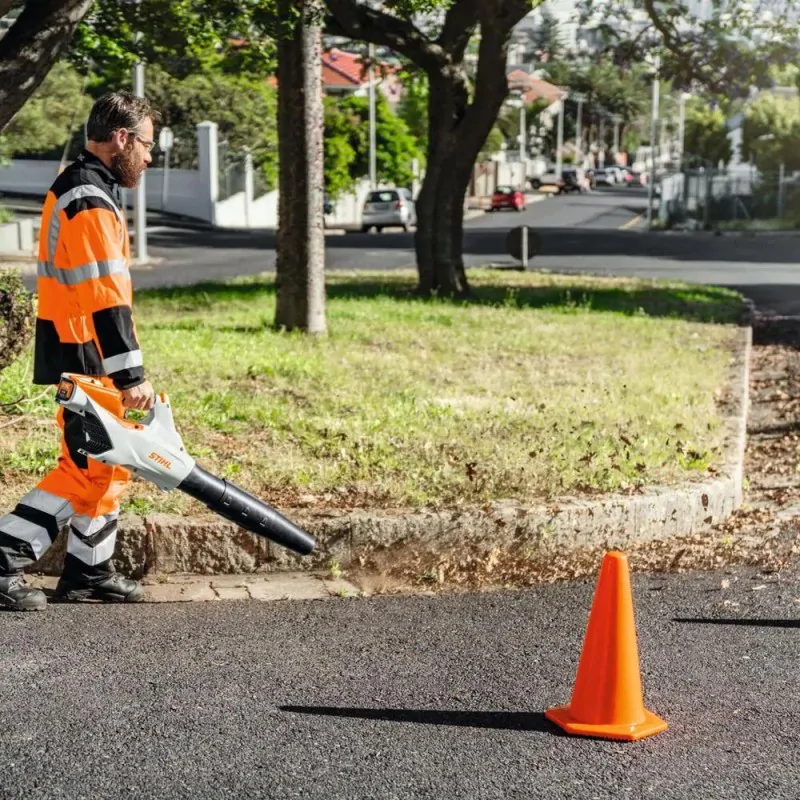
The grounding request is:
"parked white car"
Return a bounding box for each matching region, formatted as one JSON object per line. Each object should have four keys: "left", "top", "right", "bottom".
{"left": 361, "top": 188, "right": 417, "bottom": 232}
{"left": 529, "top": 169, "right": 563, "bottom": 191}
{"left": 593, "top": 168, "right": 617, "bottom": 186}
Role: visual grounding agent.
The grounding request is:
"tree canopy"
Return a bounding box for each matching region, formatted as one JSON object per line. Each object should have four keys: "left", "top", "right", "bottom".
{"left": 742, "top": 94, "right": 800, "bottom": 172}
{"left": 682, "top": 102, "right": 732, "bottom": 167}
{"left": 0, "top": 61, "right": 92, "bottom": 160}
{"left": 580, "top": 0, "right": 798, "bottom": 99}
{"left": 324, "top": 93, "right": 422, "bottom": 198}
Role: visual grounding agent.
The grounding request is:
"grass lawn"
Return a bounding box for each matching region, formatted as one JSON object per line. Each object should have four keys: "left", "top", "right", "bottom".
{"left": 0, "top": 269, "right": 744, "bottom": 516}
{"left": 718, "top": 217, "right": 800, "bottom": 232}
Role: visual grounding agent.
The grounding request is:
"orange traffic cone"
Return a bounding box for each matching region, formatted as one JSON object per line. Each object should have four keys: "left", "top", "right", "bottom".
{"left": 545, "top": 551, "right": 668, "bottom": 741}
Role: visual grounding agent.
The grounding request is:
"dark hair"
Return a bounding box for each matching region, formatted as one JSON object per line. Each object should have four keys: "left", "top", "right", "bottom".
{"left": 86, "top": 92, "right": 159, "bottom": 143}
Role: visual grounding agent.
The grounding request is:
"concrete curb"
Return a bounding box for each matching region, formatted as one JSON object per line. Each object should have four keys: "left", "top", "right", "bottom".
{"left": 30, "top": 327, "right": 752, "bottom": 578}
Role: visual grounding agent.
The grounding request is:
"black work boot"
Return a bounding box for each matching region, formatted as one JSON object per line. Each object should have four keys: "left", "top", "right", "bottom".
{"left": 0, "top": 574, "right": 47, "bottom": 612}
{"left": 54, "top": 572, "right": 145, "bottom": 603}
{"left": 55, "top": 554, "right": 145, "bottom": 604}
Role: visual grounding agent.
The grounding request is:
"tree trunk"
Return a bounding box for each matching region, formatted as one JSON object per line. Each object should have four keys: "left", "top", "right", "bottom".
{"left": 275, "top": 0, "right": 327, "bottom": 334}
{"left": 413, "top": 10, "right": 514, "bottom": 297}
{"left": 322, "top": 0, "right": 529, "bottom": 298}
{"left": 0, "top": 0, "right": 94, "bottom": 131}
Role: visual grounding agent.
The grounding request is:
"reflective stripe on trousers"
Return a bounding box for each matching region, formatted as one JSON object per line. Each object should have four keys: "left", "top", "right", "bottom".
{"left": 0, "top": 377, "right": 131, "bottom": 576}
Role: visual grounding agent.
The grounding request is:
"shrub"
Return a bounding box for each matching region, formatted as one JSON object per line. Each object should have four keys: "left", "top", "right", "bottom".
{"left": 0, "top": 270, "right": 34, "bottom": 373}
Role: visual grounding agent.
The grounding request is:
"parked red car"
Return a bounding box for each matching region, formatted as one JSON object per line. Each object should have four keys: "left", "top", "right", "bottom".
{"left": 490, "top": 185, "right": 525, "bottom": 212}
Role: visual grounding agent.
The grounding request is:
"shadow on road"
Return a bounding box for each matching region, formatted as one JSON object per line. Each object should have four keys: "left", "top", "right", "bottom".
{"left": 279, "top": 706, "right": 558, "bottom": 733}
{"left": 147, "top": 225, "right": 800, "bottom": 265}
{"left": 141, "top": 275, "right": 746, "bottom": 325}
{"left": 673, "top": 617, "right": 799, "bottom": 629}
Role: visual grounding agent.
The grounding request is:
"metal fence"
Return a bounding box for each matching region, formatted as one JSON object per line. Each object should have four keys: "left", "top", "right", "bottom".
{"left": 217, "top": 140, "right": 248, "bottom": 201}
{"left": 658, "top": 167, "right": 799, "bottom": 230}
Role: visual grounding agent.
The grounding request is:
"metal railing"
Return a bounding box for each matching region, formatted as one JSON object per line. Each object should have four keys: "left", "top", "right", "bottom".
{"left": 657, "top": 165, "right": 799, "bottom": 230}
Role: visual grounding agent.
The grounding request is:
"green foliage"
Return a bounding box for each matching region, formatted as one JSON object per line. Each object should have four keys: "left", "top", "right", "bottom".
{"left": 528, "top": 12, "right": 564, "bottom": 62}
{"left": 323, "top": 93, "right": 422, "bottom": 198}
{"left": 0, "top": 62, "right": 92, "bottom": 160}
{"left": 323, "top": 98, "right": 359, "bottom": 199}
{"left": 479, "top": 126, "right": 505, "bottom": 158}
{"left": 578, "top": 0, "right": 799, "bottom": 99}
{"left": 70, "top": 0, "right": 277, "bottom": 87}
{"left": 742, "top": 94, "right": 800, "bottom": 171}
{"left": 541, "top": 56, "right": 647, "bottom": 156}
{"left": 622, "top": 127, "right": 641, "bottom": 154}
{"left": 683, "top": 103, "right": 732, "bottom": 167}
{"left": 496, "top": 100, "right": 547, "bottom": 154}
{"left": 396, "top": 69, "right": 429, "bottom": 152}
{"left": 144, "top": 67, "right": 279, "bottom": 190}
{"left": 0, "top": 270, "right": 34, "bottom": 374}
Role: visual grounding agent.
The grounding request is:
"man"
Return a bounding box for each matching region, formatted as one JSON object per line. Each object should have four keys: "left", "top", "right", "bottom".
{"left": 0, "top": 92, "right": 158, "bottom": 611}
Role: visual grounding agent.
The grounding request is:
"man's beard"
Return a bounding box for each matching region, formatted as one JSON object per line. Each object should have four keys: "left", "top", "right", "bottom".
{"left": 111, "top": 142, "right": 145, "bottom": 188}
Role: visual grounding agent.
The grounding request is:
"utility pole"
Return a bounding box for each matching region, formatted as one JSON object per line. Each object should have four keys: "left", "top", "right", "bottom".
{"left": 646, "top": 53, "right": 660, "bottom": 228}
{"left": 368, "top": 42, "right": 377, "bottom": 190}
{"left": 519, "top": 99, "right": 527, "bottom": 163}
{"left": 612, "top": 114, "right": 621, "bottom": 157}
{"left": 572, "top": 92, "right": 586, "bottom": 166}
{"left": 555, "top": 92, "right": 565, "bottom": 181}
{"left": 133, "top": 59, "right": 147, "bottom": 262}
{"left": 677, "top": 92, "right": 690, "bottom": 164}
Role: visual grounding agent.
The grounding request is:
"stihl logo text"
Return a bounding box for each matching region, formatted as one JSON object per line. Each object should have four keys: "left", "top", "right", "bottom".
{"left": 148, "top": 451, "right": 173, "bottom": 470}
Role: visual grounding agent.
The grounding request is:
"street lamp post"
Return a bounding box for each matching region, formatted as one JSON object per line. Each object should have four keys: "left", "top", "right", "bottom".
{"left": 646, "top": 53, "right": 660, "bottom": 228}
{"left": 507, "top": 90, "right": 527, "bottom": 164}
{"left": 555, "top": 92, "right": 566, "bottom": 181}
{"left": 571, "top": 92, "right": 587, "bottom": 166}
{"left": 611, "top": 114, "right": 622, "bottom": 157}
{"left": 133, "top": 59, "right": 147, "bottom": 262}
{"left": 677, "top": 91, "right": 690, "bottom": 164}
{"left": 368, "top": 42, "right": 377, "bottom": 190}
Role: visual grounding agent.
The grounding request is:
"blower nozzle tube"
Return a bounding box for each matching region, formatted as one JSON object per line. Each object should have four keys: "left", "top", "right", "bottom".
{"left": 178, "top": 464, "right": 315, "bottom": 556}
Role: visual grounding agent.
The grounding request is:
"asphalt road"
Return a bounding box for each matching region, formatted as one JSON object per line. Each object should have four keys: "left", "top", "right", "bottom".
{"left": 14, "top": 186, "right": 800, "bottom": 313}
{"left": 0, "top": 562, "right": 797, "bottom": 799}
{"left": 128, "top": 188, "right": 800, "bottom": 316}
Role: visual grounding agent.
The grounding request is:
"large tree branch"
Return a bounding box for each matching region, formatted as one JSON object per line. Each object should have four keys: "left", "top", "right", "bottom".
{"left": 324, "top": 0, "right": 447, "bottom": 72}
{"left": 642, "top": 0, "right": 680, "bottom": 49}
{"left": 0, "top": 0, "right": 93, "bottom": 131}
{"left": 437, "top": 0, "right": 480, "bottom": 60}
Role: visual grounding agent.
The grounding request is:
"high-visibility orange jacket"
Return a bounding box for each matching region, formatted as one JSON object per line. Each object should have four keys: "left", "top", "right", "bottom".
{"left": 34, "top": 150, "right": 144, "bottom": 390}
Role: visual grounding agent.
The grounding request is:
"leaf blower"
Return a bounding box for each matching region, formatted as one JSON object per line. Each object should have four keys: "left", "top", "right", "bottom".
{"left": 54, "top": 373, "right": 315, "bottom": 556}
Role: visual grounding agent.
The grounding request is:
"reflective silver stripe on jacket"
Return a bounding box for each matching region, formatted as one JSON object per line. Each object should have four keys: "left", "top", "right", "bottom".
{"left": 47, "top": 184, "right": 122, "bottom": 264}
{"left": 102, "top": 349, "right": 143, "bottom": 375}
{"left": 37, "top": 258, "right": 128, "bottom": 286}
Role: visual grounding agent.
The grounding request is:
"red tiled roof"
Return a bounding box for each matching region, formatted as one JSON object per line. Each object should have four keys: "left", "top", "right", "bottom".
{"left": 323, "top": 48, "right": 368, "bottom": 85}
{"left": 507, "top": 69, "right": 563, "bottom": 105}
{"left": 321, "top": 48, "right": 398, "bottom": 88}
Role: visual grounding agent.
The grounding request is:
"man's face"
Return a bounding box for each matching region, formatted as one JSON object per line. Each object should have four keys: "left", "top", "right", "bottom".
{"left": 111, "top": 117, "right": 154, "bottom": 188}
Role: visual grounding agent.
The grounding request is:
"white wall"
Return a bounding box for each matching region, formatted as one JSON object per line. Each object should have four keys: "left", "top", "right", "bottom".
{"left": 0, "top": 160, "right": 62, "bottom": 197}
{"left": 251, "top": 190, "right": 279, "bottom": 228}
{"left": 325, "top": 178, "right": 374, "bottom": 229}
{"left": 0, "top": 126, "right": 392, "bottom": 232}
{"left": 0, "top": 218, "right": 35, "bottom": 255}
{"left": 119, "top": 168, "right": 210, "bottom": 221}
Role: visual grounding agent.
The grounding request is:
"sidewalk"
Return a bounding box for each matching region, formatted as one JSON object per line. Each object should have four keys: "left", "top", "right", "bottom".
{"left": 28, "top": 571, "right": 361, "bottom": 602}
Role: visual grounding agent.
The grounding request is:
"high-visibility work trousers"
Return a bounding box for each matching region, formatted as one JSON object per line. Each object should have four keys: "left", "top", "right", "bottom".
{"left": 0, "top": 377, "right": 131, "bottom": 579}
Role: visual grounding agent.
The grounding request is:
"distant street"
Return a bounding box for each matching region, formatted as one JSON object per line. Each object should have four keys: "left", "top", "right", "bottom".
{"left": 0, "top": 562, "right": 797, "bottom": 799}
{"left": 14, "top": 186, "right": 800, "bottom": 314}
